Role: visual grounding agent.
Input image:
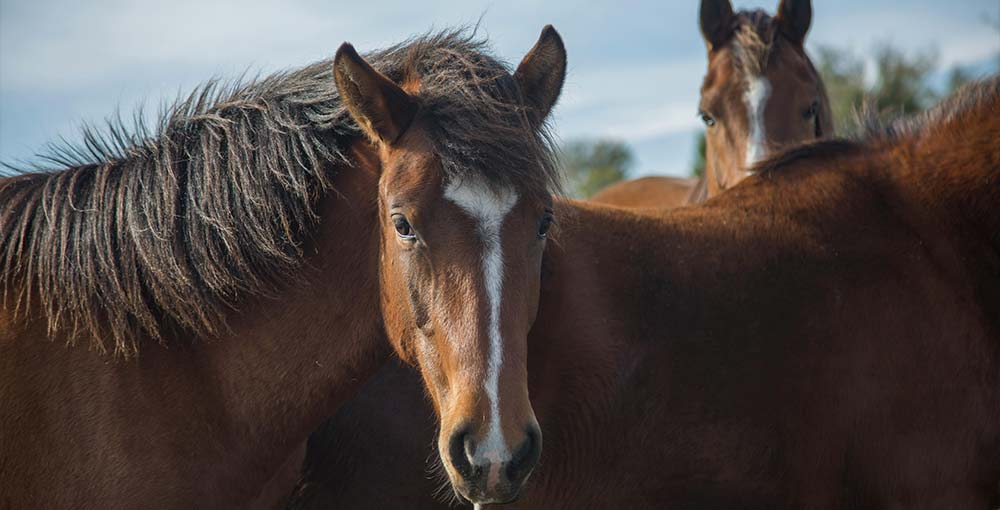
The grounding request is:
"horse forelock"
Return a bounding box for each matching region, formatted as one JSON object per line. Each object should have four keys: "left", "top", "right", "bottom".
{"left": 0, "top": 28, "right": 560, "bottom": 357}
{"left": 730, "top": 10, "right": 777, "bottom": 80}
{"left": 395, "top": 34, "right": 563, "bottom": 199}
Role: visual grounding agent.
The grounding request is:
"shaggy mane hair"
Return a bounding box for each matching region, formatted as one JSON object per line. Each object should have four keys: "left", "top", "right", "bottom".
{"left": 0, "top": 29, "right": 560, "bottom": 357}
{"left": 853, "top": 74, "right": 1000, "bottom": 143}
{"left": 730, "top": 9, "right": 777, "bottom": 79}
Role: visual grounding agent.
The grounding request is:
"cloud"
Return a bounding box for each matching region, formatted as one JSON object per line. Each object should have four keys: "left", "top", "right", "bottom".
{"left": 556, "top": 58, "right": 704, "bottom": 140}
{"left": 2, "top": 0, "right": 996, "bottom": 176}
{"left": 807, "top": 2, "right": 999, "bottom": 70}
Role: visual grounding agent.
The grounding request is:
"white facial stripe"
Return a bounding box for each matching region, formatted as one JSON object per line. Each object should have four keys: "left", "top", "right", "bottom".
{"left": 744, "top": 75, "right": 771, "bottom": 169}
{"left": 443, "top": 177, "right": 518, "bottom": 468}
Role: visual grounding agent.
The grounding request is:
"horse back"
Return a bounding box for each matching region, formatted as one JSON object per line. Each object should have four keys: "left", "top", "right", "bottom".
{"left": 590, "top": 175, "right": 700, "bottom": 208}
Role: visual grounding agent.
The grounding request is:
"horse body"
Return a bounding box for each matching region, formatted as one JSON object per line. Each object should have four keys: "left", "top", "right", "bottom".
{"left": 288, "top": 78, "right": 1000, "bottom": 509}
{"left": 531, "top": 167, "right": 999, "bottom": 508}
{"left": 586, "top": 175, "right": 699, "bottom": 209}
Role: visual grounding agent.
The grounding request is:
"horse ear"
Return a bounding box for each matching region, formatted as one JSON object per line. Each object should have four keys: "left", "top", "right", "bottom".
{"left": 514, "top": 25, "right": 567, "bottom": 126}
{"left": 333, "top": 43, "right": 418, "bottom": 145}
{"left": 775, "top": 0, "right": 812, "bottom": 46}
{"left": 700, "top": 0, "right": 735, "bottom": 50}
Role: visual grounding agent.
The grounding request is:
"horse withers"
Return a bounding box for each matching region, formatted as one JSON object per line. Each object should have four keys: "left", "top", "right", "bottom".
{"left": 0, "top": 27, "right": 565, "bottom": 509}
{"left": 592, "top": 0, "right": 832, "bottom": 207}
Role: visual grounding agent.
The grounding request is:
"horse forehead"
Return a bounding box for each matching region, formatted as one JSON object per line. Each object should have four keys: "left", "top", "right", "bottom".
{"left": 442, "top": 177, "right": 519, "bottom": 226}
{"left": 745, "top": 74, "right": 771, "bottom": 105}
{"left": 701, "top": 50, "right": 737, "bottom": 93}
{"left": 770, "top": 42, "right": 816, "bottom": 77}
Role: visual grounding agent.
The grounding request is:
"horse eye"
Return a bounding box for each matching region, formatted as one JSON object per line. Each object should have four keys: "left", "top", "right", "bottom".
{"left": 392, "top": 215, "right": 416, "bottom": 240}
{"left": 804, "top": 101, "right": 819, "bottom": 119}
{"left": 537, "top": 214, "right": 553, "bottom": 240}
{"left": 699, "top": 111, "right": 716, "bottom": 127}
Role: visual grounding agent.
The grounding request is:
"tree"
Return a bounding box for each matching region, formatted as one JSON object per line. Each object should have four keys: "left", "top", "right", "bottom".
{"left": 870, "top": 44, "right": 939, "bottom": 114}
{"left": 814, "top": 46, "right": 867, "bottom": 132}
{"left": 945, "top": 67, "right": 974, "bottom": 96}
{"left": 690, "top": 132, "right": 706, "bottom": 179}
{"left": 560, "top": 139, "right": 635, "bottom": 198}
{"left": 812, "top": 42, "right": 964, "bottom": 135}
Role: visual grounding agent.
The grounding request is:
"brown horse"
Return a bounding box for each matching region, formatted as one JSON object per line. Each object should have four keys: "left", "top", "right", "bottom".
{"left": 287, "top": 77, "right": 1000, "bottom": 509}
{"left": 0, "top": 28, "right": 566, "bottom": 508}
{"left": 591, "top": 0, "right": 832, "bottom": 208}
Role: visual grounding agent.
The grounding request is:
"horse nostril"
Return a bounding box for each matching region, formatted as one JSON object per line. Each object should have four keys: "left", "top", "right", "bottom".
{"left": 448, "top": 424, "right": 475, "bottom": 480}
{"left": 506, "top": 425, "right": 542, "bottom": 484}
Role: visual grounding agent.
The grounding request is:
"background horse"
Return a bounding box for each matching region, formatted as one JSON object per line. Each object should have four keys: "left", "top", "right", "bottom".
{"left": 287, "top": 77, "right": 1000, "bottom": 509}
{"left": 0, "top": 28, "right": 566, "bottom": 508}
{"left": 591, "top": 0, "right": 832, "bottom": 207}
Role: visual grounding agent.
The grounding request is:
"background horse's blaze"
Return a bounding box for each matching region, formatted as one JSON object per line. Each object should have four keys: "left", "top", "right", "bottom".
{"left": 288, "top": 77, "right": 1000, "bottom": 509}
{"left": 591, "top": 0, "right": 833, "bottom": 208}
{"left": 0, "top": 29, "right": 562, "bottom": 509}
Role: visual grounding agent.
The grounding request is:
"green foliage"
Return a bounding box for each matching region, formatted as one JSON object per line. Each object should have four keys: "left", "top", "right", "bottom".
{"left": 559, "top": 139, "right": 635, "bottom": 198}
{"left": 946, "top": 67, "right": 974, "bottom": 95}
{"left": 815, "top": 46, "right": 868, "bottom": 131}
{"left": 690, "top": 133, "right": 706, "bottom": 178}
{"left": 814, "top": 42, "right": 973, "bottom": 135}
{"left": 872, "top": 44, "right": 940, "bottom": 113}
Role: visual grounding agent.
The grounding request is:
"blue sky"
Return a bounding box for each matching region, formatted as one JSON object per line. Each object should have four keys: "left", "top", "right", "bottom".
{"left": 1, "top": 0, "right": 997, "bottom": 177}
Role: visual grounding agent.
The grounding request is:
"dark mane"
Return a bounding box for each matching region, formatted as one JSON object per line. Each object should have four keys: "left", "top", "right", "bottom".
{"left": 853, "top": 74, "right": 1000, "bottom": 143}
{"left": 0, "top": 29, "right": 560, "bottom": 356}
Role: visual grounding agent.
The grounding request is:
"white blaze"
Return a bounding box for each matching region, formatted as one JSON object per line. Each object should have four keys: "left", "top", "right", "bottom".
{"left": 443, "top": 176, "right": 518, "bottom": 475}
{"left": 744, "top": 75, "right": 771, "bottom": 169}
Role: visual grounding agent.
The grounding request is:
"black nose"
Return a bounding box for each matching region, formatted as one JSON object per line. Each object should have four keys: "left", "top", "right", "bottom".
{"left": 506, "top": 425, "right": 541, "bottom": 485}
{"left": 448, "top": 424, "right": 476, "bottom": 480}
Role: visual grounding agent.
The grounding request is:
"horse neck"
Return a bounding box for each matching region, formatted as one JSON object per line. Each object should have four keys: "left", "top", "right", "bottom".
{"left": 527, "top": 200, "right": 703, "bottom": 489}
{"left": 529, "top": 192, "right": 850, "bottom": 496}
{"left": 688, "top": 173, "right": 710, "bottom": 204}
{"left": 194, "top": 141, "right": 389, "bottom": 494}
{"left": 703, "top": 155, "right": 732, "bottom": 199}
{"left": 1, "top": 139, "right": 389, "bottom": 506}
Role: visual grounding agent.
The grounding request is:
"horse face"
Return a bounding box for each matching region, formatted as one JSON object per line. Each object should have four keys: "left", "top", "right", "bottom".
{"left": 378, "top": 146, "right": 549, "bottom": 505}
{"left": 698, "top": 0, "right": 831, "bottom": 195}
{"left": 332, "top": 26, "right": 566, "bottom": 505}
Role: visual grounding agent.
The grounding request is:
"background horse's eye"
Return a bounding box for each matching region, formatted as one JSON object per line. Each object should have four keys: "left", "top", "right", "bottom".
{"left": 804, "top": 101, "right": 819, "bottom": 119}
{"left": 699, "top": 111, "right": 716, "bottom": 127}
{"left": 537, "top": 214, "right": 553, "bottom": 240}
{"left": 392, "top": 215, "right": 415, "bottom": 240}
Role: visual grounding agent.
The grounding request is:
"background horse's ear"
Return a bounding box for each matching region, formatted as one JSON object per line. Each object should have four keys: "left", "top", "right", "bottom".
{"left": 775, "top": 0, "right": 812, "bottom": 46}
{"left": 700, "top": 0, "right": 735, "bottom": 50}
{"left": 514, "top": 25, "right": 567, "bottom": 127}
{"left": 333, "top": 43, "right": 418, "bottom": 145}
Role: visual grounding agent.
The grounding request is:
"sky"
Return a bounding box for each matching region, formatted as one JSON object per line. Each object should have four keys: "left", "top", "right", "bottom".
{"left": 1, "top": 0, "right": 998, "bottom": 177}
